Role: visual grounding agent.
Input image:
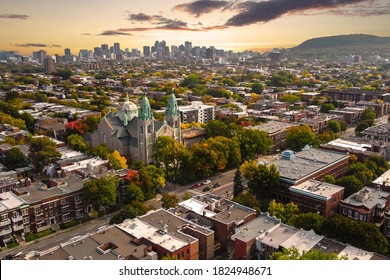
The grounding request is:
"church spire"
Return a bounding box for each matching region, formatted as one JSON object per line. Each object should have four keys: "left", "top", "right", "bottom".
{"left": 139, "top": 91, "right": 153, "bottom": 120}
{"left": 166, "top": 89, "right": 179, "bottom": 116}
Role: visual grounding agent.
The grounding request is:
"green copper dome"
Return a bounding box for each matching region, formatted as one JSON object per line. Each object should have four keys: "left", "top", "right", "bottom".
{"left": 166, "top": 92, "right": 179, "bottom": 116}
{"left": 140, "top": 95, "right": 153, "bottom": 120}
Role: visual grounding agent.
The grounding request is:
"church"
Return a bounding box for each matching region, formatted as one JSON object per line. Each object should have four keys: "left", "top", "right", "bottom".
{"left": 91, "top": 92, "right": 181, "bottom": 164}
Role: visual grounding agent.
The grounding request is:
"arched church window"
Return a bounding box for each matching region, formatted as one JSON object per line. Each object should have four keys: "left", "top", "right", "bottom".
{"left": 148, "top": 124, "right": 152, "bottom": 133}
{"left": 139, "top": 125, "right": 143, "bottom": 133}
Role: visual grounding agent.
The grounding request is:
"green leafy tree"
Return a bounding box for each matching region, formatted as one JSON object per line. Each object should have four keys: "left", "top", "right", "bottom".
{"left": 91, "top": 143, "right": 112, "bottom": 159}
{"left": 251, "top": 83, "right": 264, "bottom": 94}
{"left": 267, "top": 200, "right": 300, "bottom": 224}
{"left": 270, "top": 247, "right": 344, "bottom": 260}
{"left": 361, "top": 108, "right": 377, "bottom": 121}
{"left": 322, "top": 175, "right": 335, "bottom": 184}
{"left": 320, "top": 103, "right": 335, "bottom": 113}
{"left": 161, "top": 192, "right": 179, "bottom": 209}
{"left": 67, "top": 134, "right": 89, "bottom": 153}
{"left": 29, "top": 136, "right": 61, "bottom": 172}
{"left": 83, "top": 175, "right": 118, "bottom": 209}
{"left": 3, "top": 147, "right": 28, "bottom": 170}
{"left": 237, "top": 129, "right": 272, "bottom": 160}
{"left": 336, "top": 175, "right": 364, "bottom": 197}
{"left": 318, "top": 130, "right": 338, "bottom": 143}
{"left": 109, "top": 201, "right": 152, "bottom": 224}
{"left": 285, "top": 125, "right": 320, "bottom": 152}
{"left": 182, "top": 192, "right": 192, "bottom": 201}
{"left": 289, "top": 212, "right": 325, "bottom": 233}
{"left": 240, "top": 161, "right": 280, "bottom": 200}
{"left": 326, "top": 120, "right": 341, "bottom": 133}
{"left": 322, "top": 214, "right": 388, "bottom": 255}
{"left": 233, "top": 168, "right": 244, "bottom": 198}
{"left": 121, "top": 184, "right": 144, "bottom": 204}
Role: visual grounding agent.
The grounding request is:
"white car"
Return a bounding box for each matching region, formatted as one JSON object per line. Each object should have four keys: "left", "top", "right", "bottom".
{"left": 202, "top": 180, "right": 211, "bottom": 185}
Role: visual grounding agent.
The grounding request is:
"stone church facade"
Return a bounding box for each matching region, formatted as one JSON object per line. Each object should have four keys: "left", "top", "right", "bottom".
{"left": 91, "top": 93, "right": 181, "bottom": 164}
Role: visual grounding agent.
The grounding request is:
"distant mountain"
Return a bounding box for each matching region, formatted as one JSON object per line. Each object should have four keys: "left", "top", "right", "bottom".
{"left": 289, "top": 34, "right": 390, "bottom": 58}
{"left": 293, "top": 34, "right": 390, "bottom": 50}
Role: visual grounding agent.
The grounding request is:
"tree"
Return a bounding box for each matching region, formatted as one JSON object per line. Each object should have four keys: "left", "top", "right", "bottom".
{"left": 108, "top": 150, "right": 128, "bottom": 170}
{"left": 182, "top": 192, "right": 192, "bottom": 201}
{"left": 361, "top": 108, "right": 377, "bottom": 121}
{"left": 91, "top": 144, "right": 112, "bottom": 159}
{"left": 318, "top": 130, "right": 338, "bottom": 143}
{"left": 320, "top": 103, "right": 335, "bottom": 113}
{"left": 121, "top": 184, "right": 144, "bottom": 204}
{"left": 326, "top": 120, "right": 341, "bottom": 134}
{"left": 240, "top": 161, "right": 280, "bottom": 200}
{"left": 270, "top": 247, "right": 344, "bottom": 260}
{"left": 29, "top": 136, "right": 61, "bottom": 172}
{"left": 232, "top": 192, "right": 260, "bottom": 213}
{"left": 336, "top": 175, "right": 364, "bottom": 197}
{"left": 3, "top": 147, "right": 28, "bottom": 170}
{"left": 322, "top": 175, "right": 335, "bottom": 184}
{"left": 322, "top": 214, "right": 388, "bottom": 255}
{"left": 267, "top": 200, "right": 300, "bottom": 224}
{"left": 237, "top": 129, "right": 272, "bottom": 160}
{"left": 233, "top": 168, "right": 244, "bottom": 198}
{"left": 83, "top": 175, "right": 118, "bottom": 209}
{"left": 161, "top": 192, "right": 179, "bottom": 209}
{"left": 109, "top": 201, "right": 152, "bottom": 225}
{"left": 289, "top": 212, "right": 325, "bottom": 233}
{"left": 285, "top": 125, "right": 320, "bottom": 152}
{"left": 251, "top": 83, "right": 264, "bottom": 94}
{"left": 67, "top": 134, "right": 89, "bottom": 153}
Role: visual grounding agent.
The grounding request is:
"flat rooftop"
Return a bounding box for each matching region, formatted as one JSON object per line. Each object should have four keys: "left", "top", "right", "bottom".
{"left": 342, "top": 187, "right": 390, "bottom": 209}
{"left": 247, "top": 121, "right": 295, "bottom": 135}
{"left": 269, "top": 147, "right": 348, "bottom": 184}
{"left": 232, "top": 213, "right": 281, "bottom": 243}
{"left": 280, "top": 229, "right": 323, "bottom": 255}
{"left": 0, "top": 191, "right": 27, "bottom": 212}
{"left": 0, "top": 171, "right": 18, "bottom": 188}
{"left": 312, "top": 237, "right": 347, "bottom": 256}
{"left": 372, "top": 168, "right": 390, "bottom": 187}
{"left": 290, "top": 180, "right": 344, "bottom": 201}
{"left": 338, "top": 245, "right": 374, "bottom": 260}
{"left": 118, "top": 217, "right": 190, "bottom": 252}
{"left": 322, "top": 138, "right": 371, "bottom": 153}
{"left": 257, "top": 224, "right": 298, "bottom": 249}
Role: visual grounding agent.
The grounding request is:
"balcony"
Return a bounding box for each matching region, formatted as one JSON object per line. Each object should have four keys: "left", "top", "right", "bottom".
{"left": 12, "top": 215, "right": 23, "bottom": 223}
{"left": 75, "top": 201, "right": 83, "bottom": 209}
{"left": 13, "top": 224, "right": 24, "bottom": 232}
{"left": 0, "top": 227, "right": 12, "bottom": 236}
{"left": 60, "top": 200, "right": 69, "bottom": 206}
{"left": 2, "top": 235, "right": 12, "bottom": 244}
{"left": 61, "top": 206, "right": 70, "bottom": 213}
{"left": 34, "top": 210, "right": 43, "bottom": 217}
{"left": 0, "top": 219, "right": 11, "bottom": 227}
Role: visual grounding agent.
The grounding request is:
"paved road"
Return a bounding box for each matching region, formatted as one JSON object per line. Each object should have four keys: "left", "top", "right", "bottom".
{"left": 0, "top": 168, "right": 238, "bottom": 259}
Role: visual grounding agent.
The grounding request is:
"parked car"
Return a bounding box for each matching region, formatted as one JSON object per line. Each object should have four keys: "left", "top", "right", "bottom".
{"left": 202, "top": 186, "right": 211, "bottom": 192}
{"left": 212, "top": 183, "right": 221, "bottom": 188}
{"left": 191, "top": 183, "right": 201, "bottom": 189}
{"left": 203, "top": 180, "right": 211, "bottom": 185}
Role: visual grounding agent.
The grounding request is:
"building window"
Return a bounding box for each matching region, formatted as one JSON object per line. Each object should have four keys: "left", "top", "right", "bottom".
{"left": 354, "top": 212, "right": 359, "bottom": 220}
{"left": 1, "top": 214, "right": 8, "bottom": 221}
{"left": 342, "top": 208, "right": 347, "bottom": 215}
{"left": 21, "top": 209, "right": 29, "bottom": 216}
{"left": 60, "top": 199, "right": 67, "bottom": 205}
{"left": 348, "top": 210, "right": 352, "bottom": 218}
{"left": 49, "top": 203, "right": 53, "bottom": 208}
{"left": 23, "top": 217, "right": 29, "bottom": 224}
{"left": 50, "top": 211, "right": 54, "bottom": 216}
{"left": 74, "top": 195, "right": 80, "bottom": 202}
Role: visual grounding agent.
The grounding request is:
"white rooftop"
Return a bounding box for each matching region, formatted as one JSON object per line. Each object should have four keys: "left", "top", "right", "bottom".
{"left": 338, "top": 245, "right": 374, "bottom": 260}
{"left": 0, "top": 191, "right": 27, "bottom": 212}
{"left": 280, "top": 229, "right": 323, "bottom": 255}
{"left": 118, "top": 218, "right": 188, "bottom": 252}
{"left": 289, "top": 180, "right": 344, "bottom": 201}
{"left": 326, "top": 139, "right": 370, "bottom": 152}
{"left": 61, "top": 158, "right": 108, "bottom": 172}
{"left": 179, "top": 198, "right": 216, "bottom": 218}
{"left": 372, "top": 168, "right": 390, "bottom": 187}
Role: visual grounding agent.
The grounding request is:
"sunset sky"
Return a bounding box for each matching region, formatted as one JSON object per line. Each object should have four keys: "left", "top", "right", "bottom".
{"left": 1, "top": 0, "right": 389, "bottom": 55}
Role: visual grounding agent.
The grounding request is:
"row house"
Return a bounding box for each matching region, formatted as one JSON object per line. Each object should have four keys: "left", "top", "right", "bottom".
{"left": 321, "top": 90, "right": 390, "bottom": 103}
{"left": 0, "top": 192, "right": 28, "bottom": 246}
{"left": 245, "top": 121, "right": 299, "bottom": 153}
{"left": 339, "top": 186, "right": 390, "bottom": 224}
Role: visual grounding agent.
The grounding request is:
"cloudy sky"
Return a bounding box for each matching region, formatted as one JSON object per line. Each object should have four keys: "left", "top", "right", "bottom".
{"left": 1, "top": 0, "right": 389, "bottom": 55}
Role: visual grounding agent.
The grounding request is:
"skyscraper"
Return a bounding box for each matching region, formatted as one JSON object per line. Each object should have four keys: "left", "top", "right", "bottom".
{"left": 113, "top": 42, "right": 120, "bottom": 54}
{"left": 44, "top": 57, "right": 56, "bottom": 73}
{"left": 64, "top": 48, "right": 71, "bottom": 56}
{"left": 143, "top": 46, "right": 150, "bottom": 58}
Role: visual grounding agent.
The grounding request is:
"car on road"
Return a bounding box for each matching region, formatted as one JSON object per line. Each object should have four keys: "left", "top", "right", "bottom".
{"left": 191, "top": 183, "right": 201, "bottom": 189}
{"left": 212, "top": 183, "right": 221, "bottom": 188}
{"left": 202, "top": 186, "right": 211, "bottom": 192}
{"left": 202, "top": 180, "right": 211, "bottom": 185}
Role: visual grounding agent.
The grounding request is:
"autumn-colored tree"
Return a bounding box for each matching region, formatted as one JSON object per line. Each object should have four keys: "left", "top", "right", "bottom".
{"left": 108, "top": 150, "right": 128, "bottom": 170}
{"left": 65, "top": 120, "right": 88, "bottom": 135}
{"left": 29, "top": 136, "right": 61, "bottom": 172}
{"left": 161, "top": 192, "right": 180, "bottom": 209}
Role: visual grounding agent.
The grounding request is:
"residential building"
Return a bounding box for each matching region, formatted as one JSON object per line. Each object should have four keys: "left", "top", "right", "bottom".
{"left": 34, "top": 117, "right": 68, "bottom": 140}
{"left": 321, "top": 90, "right": 390, "bottom": 103}
{"left": 339, "top": 187, "right": 390, "bottom": 224}
{"left": 299, "top": 114, "right": 344, "bottom": 133}
{"left": 179, "top": 101, "right": 214, "bottom": 124}
{"left": 355, "top": 101, "right": 389, "bottom": 117}
{"left": 289, "top": 180, "right": 345, "bottom": 218}
{"left": 181, "top": 127, "right": 207, "bottom": 147}
{"left": 231, "top": 212, "right": 281, "bottom": 260}
{"left": 43, "top": 57, "right": 56, "bottom": 74}
{"left": 246, "top": 121, "right": 298, "bottom": 153}
{"left": 330, "top": 107, "right": 364, "bottom": 125}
